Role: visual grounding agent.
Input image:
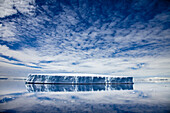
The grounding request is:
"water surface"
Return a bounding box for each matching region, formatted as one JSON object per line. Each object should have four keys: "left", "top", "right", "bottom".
{"left": 0, "top": 77, "right": 170, "bottom": 113}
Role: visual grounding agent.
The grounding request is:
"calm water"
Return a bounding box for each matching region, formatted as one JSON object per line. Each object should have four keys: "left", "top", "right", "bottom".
{"left": 0, "top": 77, "right": 170, "bottom": 113}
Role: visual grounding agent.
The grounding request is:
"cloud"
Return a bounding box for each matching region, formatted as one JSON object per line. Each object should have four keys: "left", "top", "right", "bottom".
{"left": 0, "top": 0, "right": 17, "bottom": 18}
{"left": 1, "top": 44, "right": 170, "bottom": 77}
{"left": 0, "top": 0, "right": 35, "bottom": 18}
{"left": 0, "top": 0, "right": 170, "bottom": 76}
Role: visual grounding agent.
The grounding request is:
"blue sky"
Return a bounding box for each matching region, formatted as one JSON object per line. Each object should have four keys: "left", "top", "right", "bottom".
{"left": 0, "top": 0, "right": 170, "bottom": 77}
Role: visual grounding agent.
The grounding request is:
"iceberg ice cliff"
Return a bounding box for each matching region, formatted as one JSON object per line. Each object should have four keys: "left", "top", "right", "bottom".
{"left": 25, "top": 74, "right": 133, "bottom": 84}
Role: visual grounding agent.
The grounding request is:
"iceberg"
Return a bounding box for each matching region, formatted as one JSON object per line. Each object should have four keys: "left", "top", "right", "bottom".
{"left": 25, "top": 74, "right": 133, "bottom": 84}
{"left": 25, "top": 84, "right": 133, "bottom": 92}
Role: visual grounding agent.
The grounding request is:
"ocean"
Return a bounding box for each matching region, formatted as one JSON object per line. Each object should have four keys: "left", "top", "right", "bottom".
{"left": 0, "top": 76, "right": 170, "bottom": 113}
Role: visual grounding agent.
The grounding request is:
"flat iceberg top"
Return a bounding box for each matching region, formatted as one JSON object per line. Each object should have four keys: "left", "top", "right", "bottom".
{"left": 26, "top": 74, "right": 133, "bottom": 84}
{"left": 29, "top": 73, "right": 129, "bottom": 78}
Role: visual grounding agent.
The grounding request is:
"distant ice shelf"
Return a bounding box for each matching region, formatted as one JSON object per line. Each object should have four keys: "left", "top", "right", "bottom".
{"left": 25, "top": 74, "right": 133, "bottom": 84}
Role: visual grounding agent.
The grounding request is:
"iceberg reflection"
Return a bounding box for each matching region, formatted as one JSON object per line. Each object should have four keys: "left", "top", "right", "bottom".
{"left": 26, "top": 84, "right": 133, "bottom": 92}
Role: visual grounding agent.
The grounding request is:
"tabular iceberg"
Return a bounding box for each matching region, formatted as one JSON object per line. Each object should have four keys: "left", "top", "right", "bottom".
{"left": 25, "top": 74, "right": 133, "bottom": 84}
{"left": 26, "top": 84, "right": 133, "bottom": 92}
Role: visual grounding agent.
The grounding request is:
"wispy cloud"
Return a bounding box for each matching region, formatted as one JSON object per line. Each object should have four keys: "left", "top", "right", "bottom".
{"left": 0, "top": 0, "right": 170, "bottom": 76}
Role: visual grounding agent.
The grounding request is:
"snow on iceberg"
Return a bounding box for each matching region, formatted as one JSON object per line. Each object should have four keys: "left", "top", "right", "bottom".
{"left": 25, "top": 74, "right": 133, "bottom": 84}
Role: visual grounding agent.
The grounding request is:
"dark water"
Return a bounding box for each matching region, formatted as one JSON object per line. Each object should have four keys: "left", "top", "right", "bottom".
{"left": 0, "top": 79, "right": 170, "bottom": 113}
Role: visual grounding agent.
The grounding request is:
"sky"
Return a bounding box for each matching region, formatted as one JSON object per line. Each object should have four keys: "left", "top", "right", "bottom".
{"left": 0, "top": 0, "right": 170, "bottom": 77}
